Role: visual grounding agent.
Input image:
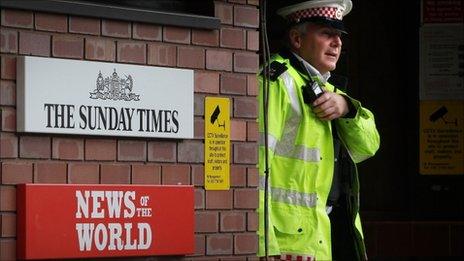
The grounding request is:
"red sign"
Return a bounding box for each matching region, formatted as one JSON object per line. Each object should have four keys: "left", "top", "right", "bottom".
{"left": 423, "top": 0, "right": 463, "bottom": 23}
{"left": 17, "top": 184, "right": 194, "bottom": 260}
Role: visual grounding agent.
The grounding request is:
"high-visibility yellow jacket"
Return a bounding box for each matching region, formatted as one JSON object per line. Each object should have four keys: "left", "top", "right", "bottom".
{"left": 258, "top": 51, "right": 380, "bottom": 260}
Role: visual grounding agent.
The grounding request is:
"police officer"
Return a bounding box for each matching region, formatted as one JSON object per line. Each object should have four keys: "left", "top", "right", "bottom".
{"left": 258, "top": 0, "right": 380, "bottom": 260}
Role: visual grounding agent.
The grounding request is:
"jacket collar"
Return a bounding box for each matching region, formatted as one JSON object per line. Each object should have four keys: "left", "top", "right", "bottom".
{"left": 278, "top": 48, "right": 330, "bottom": 84}
{"left": 279, "top": 48, "right": 308, "bottom": 77}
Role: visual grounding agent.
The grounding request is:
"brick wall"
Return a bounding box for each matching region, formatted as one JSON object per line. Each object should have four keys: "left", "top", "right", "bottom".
{"left": 0, "top": 1, "right": 260, "bottom": 260}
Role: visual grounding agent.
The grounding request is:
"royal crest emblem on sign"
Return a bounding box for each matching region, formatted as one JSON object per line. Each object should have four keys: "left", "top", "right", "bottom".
{"left": 89, "top": 69, "right": 140, "bottom": 101}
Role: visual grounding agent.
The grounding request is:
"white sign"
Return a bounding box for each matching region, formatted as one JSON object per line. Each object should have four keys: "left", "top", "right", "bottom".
{"left": 17, "top": 56, "right": 193, "bottom": 138}
{"left": 419, "top": 24, "right": 464, "bottom": 100}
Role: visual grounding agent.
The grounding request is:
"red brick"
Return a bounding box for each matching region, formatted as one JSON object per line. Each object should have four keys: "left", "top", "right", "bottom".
{"left": 247, "top": 74, "right": 258, "bottom": 96}
{"left": 35, "top": 13, "right": 67, "bottom": 32}
{"left": 194, "top": 234, "right": 206, "bottom": 256}
{"left": 196, "top": 211, "right": 219, "bottom": 232}
{"left": 100, "top": 164, "right": 131, "bottom": 184}
{"left": 147, "top": 141, "right": 176, "bottom": 162}
{"left": 102, "top": 19, "right": 131, "bottom": 38}
{"left": 220, "top": 27, "right": 245, "bottom": 49}
{"left": 221, "top": 73, "right": 247, "bottom": 95}
{"left": 178, "top": 140, "right": 204, "bottom": 163}
{"left": 117, "top": 42, "right": 146, "bottom": 64}
{"left": 234, "top": 52, "right": 259, "bottom": 73}
{"left": 206, "top": 49, "right": 232, "bottom": 71}
{"left": 1, "top": 106, "right": 16, "bottom": 132}
{"left": 52, "top": 137, "right": 83, "bottom": 160}
{"left": 229, "top": 0, "right": 247, "bottom": 4}
{"left": 34, "top": 162, "right": 67, "bottom": 183}
{"left": 85, "top": 139, "right": 116, "bottom": 161}
{"left": 234, "top": 233, "right": 258, "bottom": 254}
{"left": 1, "top": 162, "right": 33, "bottom": 185}
{"left": 188, "top": 256, "right": 221, "bottom": 261}
{"left": 131, "top": 164, "right": 161, "bottom": 184}
{"left": 118, "top": 140, "right": 147, "bottom": 162}
{"left": 192, "top": 164, "right": 204, "bottom": 186}
{"left": 69, "top": 16, "right": 100, "bottom": 35}
{"left": 85, "top": 37, "right": 115, "bottom": 61}
{"left": 147, "top": 43, "right": 176, "bottom": 67}
{"left": 247, "top": 120, "right": 258, "bottom": 141}
{"left": 0, "top": 186, "right": 15, "bottom": 211}
{"left": 206, "top": 190, "right": 233, "bottom": 209}
{"left": 221, "top": 257, "right": 249, "bottom": 261}
{"left": 248, "top": 0, "right": 260, "bottom": 6}
{"left": 52, "top": 35, "right": 83, "bottom": 59}
{"left": 234, "top": 96, "right": 257, "bottom": 118}
{"left": 233, "top": 142, "right": 257, "bottom": 164}
{"left": 19, "top": 136, "right": 51, "bottom": 159}
{"left": 230, "top": 119, "right": 246, "bottom": 141}
{"left": 206, "top": 234, "right": 233, "bottom": 255}
{"left": 19, "top": 31, "right": 50, "bottom": 56}
{"left": 68, "top": 162, "right": 100, "bottom": 184}
{"left": 195, "top": 188, "right": 204, "bottom": 209}
{"left": 247, "top": 167, "right": 258, "bottom": 187}
{"left": 1, "top": 9, "right": 33, "bottom": 28}
{"left": 163, "top": 26, "right": 190, "bottom": 44}
{"left": 195, "top": 71, "right": 219, "bottom": 94}
{"left": 1, "top": 213, "right": 16, "bottom": 237}
{"left": 0, "top": 132, "right": 17, "bottom": 158}
{"left": 0, "top": 29, "right": 18, "bottom": 53}
{"left": 133, "top": 22, "right": 162, "bottom": 41}
{"left": 215, "top": 2, "right": 233, "bottom": 25}
{"left": 231, "top": 165, "right": 247, "bottom": 187}
{"left": 0, "top": 238, "right": 16, "bottom": 261}
{"left": 161, "top": 164, "right": 190, "bottom": 185}
{"left": 220, "top": 211, "right": 245, "bottom": 232}
{"left": 0, "top": 81, "right": 16, "bottom": 105}
{"left": 234, "top": 5, "right": 259, "bottom": 28}
{"left": 247, "top": 211, "right": 258, "bottom": 231}
{"left": 247, "top": 30, "right": 259, "bottom": 51}
{"left": 194, "top": 117, "right": 205, "bottom": 139}
{"left": 194, "top": 94, "right": 205, "bottom": 116}
{"left": 234, "top": 188, "right": 258, "bottom": 209}
{"left": 0, "top": 56, "right": 16, "bottom": 80}
{"left": 192, "top": 29, "right": 219, "bottom": 47}
{"left": 178, "top": 46, "right": 205, "bottom": 69}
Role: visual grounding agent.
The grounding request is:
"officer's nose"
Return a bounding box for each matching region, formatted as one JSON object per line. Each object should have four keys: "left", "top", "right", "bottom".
{"left": 331, "top": 35, "right": 342, "bottom": 48}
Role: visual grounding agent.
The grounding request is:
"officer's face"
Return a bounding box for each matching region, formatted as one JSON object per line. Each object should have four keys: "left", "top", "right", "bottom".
{"left": 291, "top": 23, "right": 342, "bottom": 74}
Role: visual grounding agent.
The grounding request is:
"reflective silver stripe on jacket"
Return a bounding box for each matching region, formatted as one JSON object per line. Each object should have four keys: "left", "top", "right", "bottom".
{"left": 259, "top": 132, "right": 320, "bottom": 162}
{"left": 259, "top": 71, "right": 320, "bottom": 163}
{"left": 281, "top": 71, "right": 300, "bottom": 115}
{"left": 259, "top": 132, "right": 278, "bottom": 151}
{"left": 259, "top": 176, "right": 317, "bottom": 208}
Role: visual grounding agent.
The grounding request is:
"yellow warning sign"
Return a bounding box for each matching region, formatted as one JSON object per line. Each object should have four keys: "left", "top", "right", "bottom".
{"left": 204, "top": 97, "right": 230, "bottom": 190}
{"left": 420, "top": 101, "right": 464, "bottom": 175}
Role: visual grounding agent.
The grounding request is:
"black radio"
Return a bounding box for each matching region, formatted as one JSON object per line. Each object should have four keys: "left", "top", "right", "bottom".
{"left": 302, "top": 80, "right": 324, "bottom": 104}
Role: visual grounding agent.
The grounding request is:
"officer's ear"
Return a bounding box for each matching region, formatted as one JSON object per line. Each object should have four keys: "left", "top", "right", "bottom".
{"left": 288, "top": 28, "right": 302, "bottom": 50}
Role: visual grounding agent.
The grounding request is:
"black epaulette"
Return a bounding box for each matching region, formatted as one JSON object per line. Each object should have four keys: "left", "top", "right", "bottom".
{"left": 262, "top": 61, "right": 287, "bottom": 81}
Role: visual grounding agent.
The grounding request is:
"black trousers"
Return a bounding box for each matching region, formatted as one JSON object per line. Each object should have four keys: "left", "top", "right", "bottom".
{"left": 329, "top": 195, "right": 359, "bottom": 261}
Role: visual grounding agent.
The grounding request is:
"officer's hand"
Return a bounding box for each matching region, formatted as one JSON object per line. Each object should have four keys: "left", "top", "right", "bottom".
{"left": 312, "top": 92, "right": 349, "bottom": 121}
